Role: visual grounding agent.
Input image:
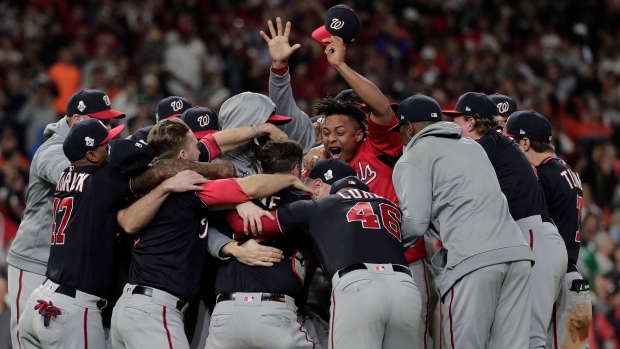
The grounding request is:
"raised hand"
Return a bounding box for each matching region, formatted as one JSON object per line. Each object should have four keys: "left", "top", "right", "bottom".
{"left": 260, "top": 17, "right": 301, "bottom": 70}
{"left": 323, "top": 36, "right": 346, "bottom": 68}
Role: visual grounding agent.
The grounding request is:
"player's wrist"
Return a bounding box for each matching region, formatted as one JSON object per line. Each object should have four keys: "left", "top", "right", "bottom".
{"left": 271, "top": 63, "right": 288, "bottom": 74}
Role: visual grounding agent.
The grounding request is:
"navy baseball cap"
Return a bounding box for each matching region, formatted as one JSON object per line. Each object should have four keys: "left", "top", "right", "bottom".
{"left": 505, "top": 110, "right": 552, "bottom": 143}
{"left": 389, "top": 95, "right": 442, "bottom": 132}
{"left": 308, "top": 159, "right": 357, "bottom": 185}
{"left": 63, "top": 118, "right": 125, "bottom": 162}
{"left": 66, "top": 89, "right": 125, "bottom": 119}
{"left": 334, "top": 89, "right": 360, "bottom": 102}
{"left": 108, "top": 139, "right": 156, "bottom": 174}
{"left": 310, "top": 115, "right": 325, "bottom": 123}
{"left": 330, "top": 176, "right": 369, "bottom": 194}
{"left": 312, "top": 4, "right": 362, "bottom": 46}
{"left": 181, "top": 106, "right": 220, "bottom": 139}
{"left": 130, "top": 125, "right": 154, "bottom": 143}
{"left": 488, "top": 93, "right": 517, "bottom": 119}
{"left": 442, "top": 92, "right": 498, "bottom": 120}
{"left": 156, "top": 96, "right": 192, "bottom": 122}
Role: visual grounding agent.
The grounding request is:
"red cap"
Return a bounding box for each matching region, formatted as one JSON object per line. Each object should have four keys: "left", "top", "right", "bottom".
{"left": 102, "top": 124, "right": 126, "bottom": 144}
{"left": 267, "top": 114, "right": 293, "bottom": 125}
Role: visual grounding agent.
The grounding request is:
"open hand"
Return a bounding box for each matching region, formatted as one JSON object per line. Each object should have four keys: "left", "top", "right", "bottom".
{"left": 260, "top": 17, "right": 301, "bottom": 70}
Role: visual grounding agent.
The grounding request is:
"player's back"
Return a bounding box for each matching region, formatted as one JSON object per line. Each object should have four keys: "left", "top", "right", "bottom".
{"left": 477, "top": 128, "right": 548, "bottom": 220}
{"left": 129, "top": 191, "right": 209, "bottom": 301}
{"left": 305, "top": 190, "right": 407, "bottom": 280}
{"left": 536, "top": 157, "right": 583, "bottom": 265}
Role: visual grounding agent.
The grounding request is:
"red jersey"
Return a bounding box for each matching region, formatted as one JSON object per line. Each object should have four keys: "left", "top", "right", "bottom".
{"left": 348, "top": 115, "right": 402, "bottom": 205}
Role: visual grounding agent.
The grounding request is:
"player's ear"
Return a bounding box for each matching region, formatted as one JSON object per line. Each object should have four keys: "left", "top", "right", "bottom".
{"left": 291, "top": 164, "right": 301, "bottom": 178}
{"left": 355, "top": 128, "right": 364, "bottom": 142}
{"left": 522, "top": 138, "right": 531, "bottom": 151}
{"left": 312, "top": 178, "right": 323, "bottom": 198}
{"left": 178, "top": 148, "right": 188, "bottom": 160}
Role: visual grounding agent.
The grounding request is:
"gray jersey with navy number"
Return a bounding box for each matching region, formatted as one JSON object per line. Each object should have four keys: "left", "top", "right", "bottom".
{"left": 7, "top": 118, "right": 71, "bottom": 274}
{"left": 392, "top": 122, "right": 533, "bottom": 296}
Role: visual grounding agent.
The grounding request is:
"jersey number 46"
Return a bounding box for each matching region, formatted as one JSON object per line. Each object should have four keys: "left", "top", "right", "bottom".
{"left": 51, "top": 197, "right": 74, "bottom": 245}
{"left": 346, "top": 202, "right": 402, "bottom": 241}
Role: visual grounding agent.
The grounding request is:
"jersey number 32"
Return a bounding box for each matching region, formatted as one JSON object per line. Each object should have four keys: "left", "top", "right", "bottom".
{"left": 51, "top": 197, "right": 74, "bottom": 245}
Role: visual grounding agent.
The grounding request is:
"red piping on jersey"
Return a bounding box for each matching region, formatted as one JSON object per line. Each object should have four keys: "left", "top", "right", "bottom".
{"left": 529, "top": 230, "right": 534, "bottom": 251}
{"left": 83, "top": 308, "right": 88, "bottom": 349}
{"left": 16, "top": 269, "right": 23, "bottom": 349}
{"left": 295, "top": 311, "right": 316, "bottom": 348}
{"left": 331, "top": 291, "right": 336, "bottom": 349}
{"left": 163, "top": 307, "right": 173, "bottom": 349}
{"left": 291, "top": 251, "right": 303, "bottom": 285}
{"left": 449, "top": 289, "right": 455, "bottom": 349}
{"left": 422, "top": 262, "right": 429, "bottom": 349}
{"left": 540, "top": 156, "right": 554, "bottom": 165}
{"left": 552, "top": 303, "right": 558, "bottom": 349}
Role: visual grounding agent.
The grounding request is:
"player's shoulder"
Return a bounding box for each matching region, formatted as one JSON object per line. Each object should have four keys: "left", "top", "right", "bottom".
{"left": 537, "top": 157, "right": 572, "bottom": 175}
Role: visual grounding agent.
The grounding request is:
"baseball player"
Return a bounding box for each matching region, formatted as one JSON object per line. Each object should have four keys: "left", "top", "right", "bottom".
{"left": 110, "top": 118, "right": 312, "bottom": 349}
{"left": 263, "top": 18, "right": 433, "bottom": 340}
{"left": 229, "top": 173, "right": 421, "bottom": 349}
{"left": 156, "top": 96, "right": 192, "bottom": 122}
{"left": 444, "top": 92, "right": 568, "bottom": 348}
{"left": 488, "top": 93, "right": 517, "bottom": 121}
{"left": 506, "top": 110, "right": 592, "bottom": 349}
{"left": 17, "top": 120, "right": 160, "bottom": 349}
{"left": 392, "top": 94, "right": 534, "bottom": 349}
{"left": 6, "top": 89, "right": 125, "bottom": 349}
{"left": 204, "top": 142, "right": 335, "bottom": 349}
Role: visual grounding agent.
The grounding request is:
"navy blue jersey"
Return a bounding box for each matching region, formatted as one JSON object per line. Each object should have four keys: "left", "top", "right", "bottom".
{"left": 215, "top": 189, "right": 313, "bottom": 300}
{"left": 129, "top": 178, "right": 249, "bottom": 301}
{"left": 536, "top": 157, "right": 583, "bottom": 265}
{"left": 276, "top": 189, "right": 407, "bottom": 280}
{"left": 477, "top": 127, "right": 548, "bottom": 220}
{"left": 129, "top": 191, "right": 210, "bottom": 301}
{"left": 46, "top": 165, "right": 131, "bottom": 298}
{"left": 198, "top": 141, "right": 210, "bottom": 162}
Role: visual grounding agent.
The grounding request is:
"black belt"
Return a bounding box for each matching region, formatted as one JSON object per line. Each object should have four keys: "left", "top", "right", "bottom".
{"left": 216, "top": 293, "right": 287, "bottom": 304}
{"left": 337, "top": 263, "right": 412, "bottom": 278}
{"left": 541, "top": 215, "right": 555, "bottom": 225}
{"left": 132, "top": 286, "right": 188, "bottom": 312}
{"left": 43, "top": 279, "right": 106, "bottom": 309}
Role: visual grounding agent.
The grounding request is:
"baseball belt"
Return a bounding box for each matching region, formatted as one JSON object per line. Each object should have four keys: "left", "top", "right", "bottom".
{"left": 338, "top": 263, "right": 412, "bottom": 278}
{"left": 216, "top": 292, "right": 287, "bottom": 304}
{"left": 132, "top": 286, "right": 188, "bottom": 312}
{"left": 42, "top": 279, "right": 107, "bottom": 309}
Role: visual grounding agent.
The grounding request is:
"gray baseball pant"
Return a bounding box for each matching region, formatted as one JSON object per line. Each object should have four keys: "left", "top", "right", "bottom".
{"left": 545, "top": 270, "right": 592, "bottom": 349}
{"left": 443, "top": 260, "right": 532, "bottom": 349}
{"left": 517, "top": 216, "right": 568, "bottom": 348}
{"left": 409, "top": 259, "right": 441, "bottom": 349}
{"left": 205, "top": 292, "right": 318, "bottom": 349}
{"left": 8, "top": 265, "right": 46, "bottom": 349}
{"left": 18, "top": 279, "right": 107, "bottom": 349}
{"left": 329, "top": 263, "right": 421, "bottom": 349}
{"left": 111, "top": 284, "right": 189, "bottom": 349}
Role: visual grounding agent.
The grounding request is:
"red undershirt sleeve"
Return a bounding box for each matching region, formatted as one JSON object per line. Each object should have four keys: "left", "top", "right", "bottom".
{"left": 226, "top": 210, "right": 281, "bottom": 238}
{"left": 199, "top": 133, "right": 222, "bottom": 161}
{"left": 196, "top": 178, "right": 250, "bottom": 206}
{"left": 271, "top": 65, "right": 289, "bottom": 76}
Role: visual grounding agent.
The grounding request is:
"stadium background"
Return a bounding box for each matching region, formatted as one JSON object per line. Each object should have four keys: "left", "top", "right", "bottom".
{"left": 0, "top": 0, "right": 619, "bottom": 347}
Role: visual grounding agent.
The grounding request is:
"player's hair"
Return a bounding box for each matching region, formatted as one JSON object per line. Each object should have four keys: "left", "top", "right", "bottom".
{"left": 464, "top": 115, "right": 501, "bottom": 135}
{"left": 314, "top": 97, "right": 367, "bottom": 138}
{"left": 147, "top": 118, "right": 192, "bottom": 159}
{"left": 260, "top": 140, "right": 303, "bottom": 174}
{"left": 513, "top": 137, "right": 556, "bottom": 153}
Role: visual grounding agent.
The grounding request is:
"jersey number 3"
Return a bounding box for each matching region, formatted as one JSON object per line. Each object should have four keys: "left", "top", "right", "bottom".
{"left": 346, "top": 202, "right": 402, "bottom": 241}
{"left": 51, "top": 197, "right": 74, "bottom": 245}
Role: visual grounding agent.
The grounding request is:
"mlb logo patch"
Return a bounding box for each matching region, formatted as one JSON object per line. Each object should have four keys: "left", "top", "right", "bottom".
{"left": 45, "top": 284, "right": 53, "bottom": 291}
{"left": 374, "top": 265, "right": 385, "bottom": 271}
{"left": 243, "top": 296, "right": 254, "bottom": 302}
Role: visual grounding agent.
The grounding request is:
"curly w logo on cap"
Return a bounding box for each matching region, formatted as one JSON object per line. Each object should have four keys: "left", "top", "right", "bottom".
{"left": 312, "top": 4, "right": 362, "bottom": 46}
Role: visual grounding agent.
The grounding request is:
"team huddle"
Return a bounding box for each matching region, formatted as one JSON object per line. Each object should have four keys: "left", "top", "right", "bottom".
{"left": 6, "top": 4, "right": 592, "bottom": 349}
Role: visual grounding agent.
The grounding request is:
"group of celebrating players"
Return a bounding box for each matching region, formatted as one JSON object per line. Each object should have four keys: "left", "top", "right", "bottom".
{"left": 5, "top": 4, "right": 592, "bottom": 349}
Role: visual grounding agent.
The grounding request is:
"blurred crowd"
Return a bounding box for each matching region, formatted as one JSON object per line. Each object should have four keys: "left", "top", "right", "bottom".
{"left": 0, "top": 0, "right": 619, "bottom": 347}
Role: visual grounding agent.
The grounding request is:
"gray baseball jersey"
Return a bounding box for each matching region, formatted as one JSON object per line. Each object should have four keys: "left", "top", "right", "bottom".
{"left": 393, "top": 122, "right": 534, "bottom": 347}
{"left": 7, "top": 118, "right": 71, "bottom": 349}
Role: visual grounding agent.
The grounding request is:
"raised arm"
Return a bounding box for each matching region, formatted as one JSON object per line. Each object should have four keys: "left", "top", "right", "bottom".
{"left": 322, "top": 36, "right": 393, "bottom": 125}
{"left": 118, "top": 171, "right": 207, "bottom": 234}
{"left": 235, "top": 174, "right": 311, "bottom": 199}
{"left": 262, "top": 18, "right": 316, "bottom": 154}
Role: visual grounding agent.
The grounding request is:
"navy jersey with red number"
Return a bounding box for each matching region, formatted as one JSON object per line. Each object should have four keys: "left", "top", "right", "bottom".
{"left": 46, "top": 165, "right": 131, "bottom": 298}
{"left": 129, "top": 178, "right": 249, "bottom": 301}
{"left": 477, "top": 127, "right": 549, "bottom": 220}
{"left": 215, "top": 189, "right": 313, "bottom": 300}
{"left": 536, "top": 157, "right": 583, "bottom": 265}
{"left": 276, "top": 189, "right": 406, "bottom": 281}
